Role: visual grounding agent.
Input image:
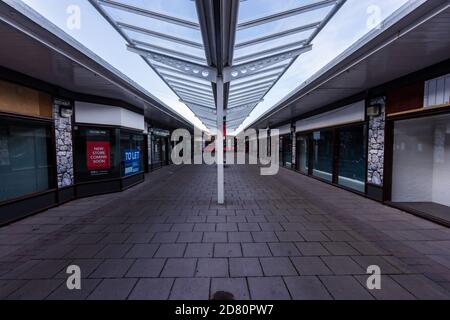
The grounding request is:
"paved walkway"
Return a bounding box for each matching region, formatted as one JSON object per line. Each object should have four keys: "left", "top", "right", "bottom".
{"left": 1, "top": 164, "right": 450, "bottom": 300}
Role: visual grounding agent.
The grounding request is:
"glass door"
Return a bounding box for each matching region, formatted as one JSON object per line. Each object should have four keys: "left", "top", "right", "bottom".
{"left": 337, "top": 125, "right": 366, "bottom": 192}
{"left": 312, "top": 130, "right": 333, "bottom": 182}
{"left": 297, "top": 134, "right": 310, "bottom": 174}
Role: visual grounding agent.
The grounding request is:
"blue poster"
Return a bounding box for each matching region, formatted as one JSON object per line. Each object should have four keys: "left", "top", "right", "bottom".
{"left": 124, "top": 149, "right": 141, "bottom": 176}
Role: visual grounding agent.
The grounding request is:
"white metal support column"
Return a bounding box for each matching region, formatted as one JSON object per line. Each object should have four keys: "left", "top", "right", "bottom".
{"left": 216, "top": 76, "right": 225, "bottom": 204}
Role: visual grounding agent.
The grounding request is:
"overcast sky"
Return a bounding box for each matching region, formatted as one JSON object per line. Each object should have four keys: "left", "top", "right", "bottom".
{"left": 19, "top": 0, "right": 411, "bottom": 133}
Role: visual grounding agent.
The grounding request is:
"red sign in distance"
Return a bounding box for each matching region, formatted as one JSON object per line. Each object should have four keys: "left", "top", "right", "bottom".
{"left": 86, "top": 141, "right": 110, "bottom": 170}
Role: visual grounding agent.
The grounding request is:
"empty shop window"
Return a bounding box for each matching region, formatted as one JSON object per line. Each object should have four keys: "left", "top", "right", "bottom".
{"left": 0, "top": 117, "right": 55, "bottom": 202}
{"left": 312, "top": 129, "right": 333, "bottom": 182}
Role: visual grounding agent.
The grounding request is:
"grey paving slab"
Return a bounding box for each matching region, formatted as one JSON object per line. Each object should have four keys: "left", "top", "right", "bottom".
{"left": 95, "top": 244, "right": 132, "bottom": 259}
{"left": 230, "top": 258, "right": 263, "bottom": 277}
{"left": 1, "top": 164, "right": 449, "bottom": 300}
{"left": 154, "top": 244, "right": 186, "bottom": 258}
{"left": 214, "top": 243, "right": 242, "bottom": 257}
{"left": 322, "top": 256, "right": 366, "bottom": 275}
{"left": 322, "top": 242, "right": 360, "bottom": 256}
{"left": 217, "top": 223, "right": 238, "bottom": 232}
{"left": 211, "top": 278, "right": 250, "bottom": 300}
{"left": 238, "top": 223, "right": 261, "bottom": 232}
{"left": 100, "top": 233, "right": 130, "bottom": 244}
{"left": 320, "top": 276, "right": 374, "bottom": 300}
{"left": 284, "top": 276, "right": 332, "bottom": 300}
{"left": 47, "top": 279, "right": 102, "bottom": 300}
{"left": 354, "top": 275, "right": 415, "bottom": 300}
{"left": 260, "top": 257, "right": 297, "bottom": 276}
{"left": 177, "top": 232, "right": 203, "bottom": 243}
{"left": 247, "top": 277, "right": 291, "bottom": 300}
{"left": 276, "top": 231, "right": 304, "bottom": 242}
{"left": 16, "top": 259, "right": 69, "bottom": 279}
{"left": 291, "top": 257, "right": 333, "bottom": 276}
{"left": 152, "top": 232, "right": 179, "bottom": 243}
{"left": 351, "top": 256, "right": 402, "bottom": 274}
{"left": 65, "top": 244, "right": 106, "bottom": 259}
{"left": 295, "top": 242, "right": 330, "bottom": 256}
{"left": 125, "top": 244, "right": 160, "bottom": 258}
{"left": 228, "top": 232, "right": 253, "bottom": 243}
{"left": 268, "top": 242, "right": 301, "bottom": 256}
{"left": 241, "top": 243, "right": 271, "bottom": 257}
{"left": 204, "top": 232, "right": 227, "bottom": 243}
{"left": 124, "top": 233, "right": 155, "bottom": 244}
{"left": 194, "top": 223, "right": 216, "bottom": 232}
{"left": 170, "top": 278, "right": 210, "bottom": 300}
{"left": 391, "top": 274, "right": 450, "bottom": 300}
{"left": 252, "top": 231, "right": 278, "bottom": 242}
{"left": 126, "top": 259, "right": 165, "bottom": 278}
{"left": 88, "top": 279, "right": 137, "bottom": 300}
{"left": 6, "top": 279, "right": 63, "bottom": 300}
{"left": 185, "top": 243, "right": 214, "bottom": 258}
{"left": 196, "top": 258, "right": 228, "bottom": 277}
{"left": 54, "top": 259, "right": 103, "bottom": 279}
{"left": 89, "top": 259, "right": 134, "bottom": 278}
{"left": 129, "top": 278, "right": 174, "bottom": 300}
{"left": 298, "top": 230, "right": 330, "bottom": 242}
{"left": 0, "top": 280, "right": 27, "bottom": 299}
{"left": 161, "top": 258, "right": 197, "bottom": 277}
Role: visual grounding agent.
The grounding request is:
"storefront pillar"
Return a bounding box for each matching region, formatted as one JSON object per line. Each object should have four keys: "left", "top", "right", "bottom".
{"left": 53, "top": 99, "right": 74, "bottom": 188}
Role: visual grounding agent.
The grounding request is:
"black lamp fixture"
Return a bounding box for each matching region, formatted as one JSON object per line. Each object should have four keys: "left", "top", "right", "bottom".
{"left": 55, "top": 98, "right": 73, "bottom": 118}
{"left": 367, "top": 99, "right": 383, "bottom": 117}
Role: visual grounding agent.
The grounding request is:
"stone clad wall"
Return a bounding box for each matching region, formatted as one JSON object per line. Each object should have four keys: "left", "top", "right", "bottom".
{"left": 291, "top": 131, "right": 296, "bottom": 168}
{"left": 367, "top": 98, "right": 386, "bottom": 186}
{"left": 54, "top": 102, "right": 74, "bottom": 188}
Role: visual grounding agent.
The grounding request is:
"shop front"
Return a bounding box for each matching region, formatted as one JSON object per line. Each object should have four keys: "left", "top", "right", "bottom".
{"left": 149, "top": 128, "right": 171, "bottom": 170}
{"left": 274, "top": 124, "right": 293, "bottom": 169}
{"left": 386, "top": 73, "right": 450, "bottom": 225}
{"left": 295, "top": 101, "right": 367, "bottom": 193}
{"left": 73, "top": 101, "right": 146, "bottom": 197}
{"left": 0, "top": 79, "right": 58, "bottom": 224}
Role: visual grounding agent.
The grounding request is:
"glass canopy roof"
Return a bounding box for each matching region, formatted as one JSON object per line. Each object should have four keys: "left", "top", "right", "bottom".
{"left": 89, "top": 0, "right": 346, "bottom": 131}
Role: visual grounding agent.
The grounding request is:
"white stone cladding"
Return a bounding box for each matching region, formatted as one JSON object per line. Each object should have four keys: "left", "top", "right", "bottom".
{"left": 367, "top": 97, "right": 385, "bottom": 186}
{"left": 54, "top": 102, "right": 74, "bottom": 188}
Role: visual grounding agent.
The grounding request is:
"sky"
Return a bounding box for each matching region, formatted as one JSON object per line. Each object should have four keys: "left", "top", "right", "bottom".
{"left": 18, "top": 0, "right": 412, "bottom": 134}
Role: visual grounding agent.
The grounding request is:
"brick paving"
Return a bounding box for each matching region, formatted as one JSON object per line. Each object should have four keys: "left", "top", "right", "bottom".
{"left": 1, "top": 164, "right": 450, "bottom": 300}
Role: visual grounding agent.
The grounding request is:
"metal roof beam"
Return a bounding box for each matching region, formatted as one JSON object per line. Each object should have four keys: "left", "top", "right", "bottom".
{"left": 127, "top": 45, "right": 216, "bottom": 82}
{"left": 230, "top": 74, "right": 279, "bottom": 88}
{"left": 235, "top": 21, "right": 320, "bottom": 49}
{"left": 180, "top": 97, "right": 216, "bottom": 108}
{"left": 97, "top": 0, "right": 200, "bottom": 29}
{"left": 229, "top": 64, "right": 289, "bottom": 82}
{"left": 227, "top": 102, "right": 258, "bottom": 112}
{"left": 228, "top": 97, "right": 263, "bottom": 108}
{"left": 175, "top": 89, "right": 214, "bottom": 102}
{"left": 172, "top": 85, "right": 213, "bottom": 97}
{"left": 178, "top": 92, "right": 215, "bottom": 105}
{"left": 120, "top": 22, "right": 203, "bottom": 49}
{"left": 230, "top": 79, "right": 274, "bottom": 93}
{"left": 228, "top": 90, "right": 268, "bottom": 103}
{"left": 160, "top": 73, "right": 210, "bottom": 87}
{"left": 237, "top": 0, "right": 337, "bottom": 30}
{"left": 188, "top": 104, "right": 217, "bottom": 115}
{"left": 132, "top": 40, "right": 206, "bottom": 64}
{"left": 167, "top": 80, "right": 212, "bottom": 92}
{"left": 230, "top": 83, "right": 273, "bottom": 96}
